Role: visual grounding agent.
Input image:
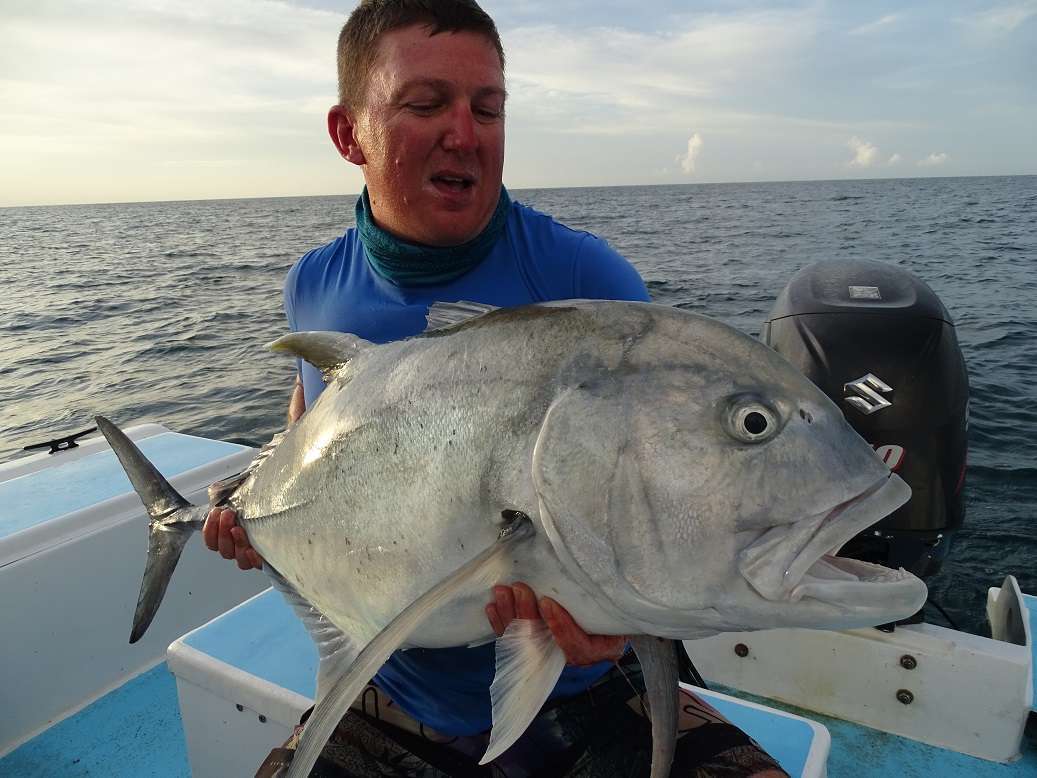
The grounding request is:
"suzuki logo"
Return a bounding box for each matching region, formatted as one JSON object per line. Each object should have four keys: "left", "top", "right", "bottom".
{"left": 844, "top": 373, "right": 893, "bottom": 415}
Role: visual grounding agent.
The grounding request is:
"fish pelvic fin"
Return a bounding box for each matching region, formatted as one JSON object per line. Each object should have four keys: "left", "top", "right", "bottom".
{"left": 481, "top": 619, "right": 566, "bottom": 765}
{"left": 629, "top": 636, "right": 679, "bottom": 778}
{"left": 285, "top": 514, "right": 536, "bottom": 778}
{"left": 95, "top": 416, "right": 208, "bottom": 644}
{"left": 267, "top": 331, "right": 372, "bottom": 383}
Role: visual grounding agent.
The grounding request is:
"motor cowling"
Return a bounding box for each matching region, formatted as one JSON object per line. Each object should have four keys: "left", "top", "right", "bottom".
{"left": 762, "top": 259, "right": 969, "bottom": 579}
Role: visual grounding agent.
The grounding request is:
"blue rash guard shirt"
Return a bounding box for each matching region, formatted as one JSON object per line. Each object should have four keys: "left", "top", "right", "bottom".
{"left": 283, "top": 198, "right": 650, "bottom": 736}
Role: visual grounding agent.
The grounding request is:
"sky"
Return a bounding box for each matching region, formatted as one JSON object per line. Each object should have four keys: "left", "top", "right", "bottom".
{"left": 1, "top": 0, "right": 1035, "bottom": 207}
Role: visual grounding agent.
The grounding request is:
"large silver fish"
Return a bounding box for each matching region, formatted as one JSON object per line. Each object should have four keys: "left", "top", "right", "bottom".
{"left": 98, "top": 300, "right": 927, "bottom": 778}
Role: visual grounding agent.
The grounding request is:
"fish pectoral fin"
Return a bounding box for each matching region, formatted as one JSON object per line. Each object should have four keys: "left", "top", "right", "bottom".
{"left": 266, "top": 565, "right": 358, "bottom": 700}
{"left": 629, "top": 636, "right": 679, "bottom": 778}
{"left": 481, "top": 619, "right": 566, "bottom": 765}
{"left": 267, "top": 331, "right": 373, "bottom": 382}
{"left": 285, "top": 515, "right": 536, "bottom": 778}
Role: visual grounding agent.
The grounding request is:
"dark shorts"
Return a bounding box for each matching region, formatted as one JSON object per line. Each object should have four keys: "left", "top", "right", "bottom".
{"left": 258, "top": 658, "right": 787, "bottom": 778}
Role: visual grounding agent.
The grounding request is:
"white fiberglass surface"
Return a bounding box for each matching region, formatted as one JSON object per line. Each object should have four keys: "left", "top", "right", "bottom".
{"left": 0, "top": 432, "right": 246, "bottom": 541}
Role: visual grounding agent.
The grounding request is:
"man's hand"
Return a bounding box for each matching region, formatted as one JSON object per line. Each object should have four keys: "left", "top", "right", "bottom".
{"left": 288, "top": 374, "right": 305, "bottom": 425}
{"left": 202, "top": 507, "right": 264, "bottom": 570}
{"left": 485, "top": 582, "right": 627, "bottom": 666}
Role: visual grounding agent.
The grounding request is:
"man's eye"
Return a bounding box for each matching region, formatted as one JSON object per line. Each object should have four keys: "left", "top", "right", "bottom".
{"left": 406, "top": 103, "right": 439, "bottom": 114}
{"left": 475, "top": 106, "right": 504, "bottom": 122}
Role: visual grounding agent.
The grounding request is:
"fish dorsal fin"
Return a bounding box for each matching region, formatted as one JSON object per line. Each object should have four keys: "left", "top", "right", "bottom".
{"left": 629, "top": 636, "right": 678, "bottom": 778}
{"left": 285, "top": 516, "right": 535, "bottom": 778}
{"left": 265, "top": 565, "right": 358, "bottom": 700}
{"left": 425, "top": 301, "right": 500, "bottom": 332}
{"left": 481, "top": 619, "right": 566, "bottom": 765}
{"left": 268, "top": 331, "right": 373, "bottom": 382}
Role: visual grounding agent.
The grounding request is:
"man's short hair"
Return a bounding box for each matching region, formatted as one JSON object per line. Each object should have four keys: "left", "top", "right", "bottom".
{"left": 337, "top": 0, "right": 505, "bottom": 110}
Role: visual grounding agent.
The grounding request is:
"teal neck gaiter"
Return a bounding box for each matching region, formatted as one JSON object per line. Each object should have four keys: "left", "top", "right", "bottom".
{"left": 355, "top": 186, "right": 511, "bottom": 287}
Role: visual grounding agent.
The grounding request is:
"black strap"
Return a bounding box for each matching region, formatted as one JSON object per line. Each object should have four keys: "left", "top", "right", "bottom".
{"left": 355, "top": 711, "right": 492, "bottom": 777}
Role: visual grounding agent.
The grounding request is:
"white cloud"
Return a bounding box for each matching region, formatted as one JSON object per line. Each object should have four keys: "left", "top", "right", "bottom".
{"left": 849, "top": 14, "right": 901, "bottom": 36}
{"left": 0, "top": 0, "right": 349, "bottom": 205}
{"left": 676, "top": 134, "right": 704, "bottom": 175}
{"left": 888, "top": 153, "right": 902, "bottom": 165}
{"left": 918, "top": 152, "right": 950, "bottom": 167}
{"left": 847, "top": 136, "right": 880, "bottom": 168}
{"left": 503, "top": 7, "right": 821, "bottom": 136}
{"left": 966, "top": 2, "right": 1037, "bottom": 34}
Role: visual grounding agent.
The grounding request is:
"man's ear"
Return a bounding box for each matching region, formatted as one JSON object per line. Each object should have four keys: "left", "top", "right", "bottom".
{"left": 328, "top": 104, "right": 366, "bottom": 166}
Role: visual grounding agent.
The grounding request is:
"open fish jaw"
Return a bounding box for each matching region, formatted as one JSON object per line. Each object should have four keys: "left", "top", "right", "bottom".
{"left": 738, "top": 473, "right": 922, "bottom": 609}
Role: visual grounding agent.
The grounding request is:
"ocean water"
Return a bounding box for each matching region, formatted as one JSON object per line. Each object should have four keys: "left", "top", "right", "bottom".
{"left": 2, "top": 176, "right": 1035, "bottom": 635}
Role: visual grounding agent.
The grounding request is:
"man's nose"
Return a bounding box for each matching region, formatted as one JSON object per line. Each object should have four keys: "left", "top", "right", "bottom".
{"left": 441, "top": 104, "right": 478, "bottom": 152}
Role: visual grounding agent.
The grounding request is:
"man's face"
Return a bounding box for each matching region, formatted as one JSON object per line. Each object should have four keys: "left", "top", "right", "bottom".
{"left": 346, "top": 24, "right": 506, "bottom": 247}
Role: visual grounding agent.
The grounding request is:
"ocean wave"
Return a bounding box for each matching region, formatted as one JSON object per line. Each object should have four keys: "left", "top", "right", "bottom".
{"left": 162, "top": 249, "right": 218, "bottom": 258}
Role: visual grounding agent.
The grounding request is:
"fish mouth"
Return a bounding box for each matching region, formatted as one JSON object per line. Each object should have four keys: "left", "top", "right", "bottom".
{"left": 737, "top": 474, "right": 920, "bottom": 606}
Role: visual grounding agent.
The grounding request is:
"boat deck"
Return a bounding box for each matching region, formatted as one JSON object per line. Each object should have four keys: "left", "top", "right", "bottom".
{"left": 2, "top": 662, "right": 1033, "bottom": 777}
{"left": 1, "top": 665, "right": 189, "bottom": 778}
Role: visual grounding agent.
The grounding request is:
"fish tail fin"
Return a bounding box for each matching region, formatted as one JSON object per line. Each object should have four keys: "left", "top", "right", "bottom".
{"left": 95, "top": 416, "right": 208, "bottom": 644}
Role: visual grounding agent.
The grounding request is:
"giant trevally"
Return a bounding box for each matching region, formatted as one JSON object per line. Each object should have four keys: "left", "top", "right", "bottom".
{"left": 97, "top": 300, "right": 927, "bottom": 778}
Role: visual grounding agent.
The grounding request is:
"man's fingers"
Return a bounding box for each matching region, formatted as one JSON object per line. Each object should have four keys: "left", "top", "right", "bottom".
{"left": 541, "top": 596, "right": 626, "bottom": 666}
{"left": 485, "top": 603, "right": 506, "bottom": 636}
{"left": 202, "top": 507, "right": 220, "bottom": 551}
{"left": 217, "top": 509, "right": 237, "bottom": 559}
{"left": 493, "top": 585, "right": 516, "bottom": 625}
{"left": 488, "top": 583, "right": 540, "bottom": 637}
{"left": 541, "top": 596, "right": 580, "bottom": 650}
{"left": 235, "top": 543, "right": 252, "bottom": 570}
{"left": 489, "top": 588, "right": 628, "bottom": 666}
{"left": 512, "top": 582, "right": 540, "bottom": 621}
{"left": 204, "top": 506, "right": 263, "bottom": 569}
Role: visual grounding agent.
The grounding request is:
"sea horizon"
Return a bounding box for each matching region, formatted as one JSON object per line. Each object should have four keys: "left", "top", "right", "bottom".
{"left": 3, "top": 172, "right": 1034, "bottom": 211}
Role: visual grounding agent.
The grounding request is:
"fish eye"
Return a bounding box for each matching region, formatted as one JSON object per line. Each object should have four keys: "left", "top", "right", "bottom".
{"left": 727, "top": 399, "right": 780, "bottom": 443}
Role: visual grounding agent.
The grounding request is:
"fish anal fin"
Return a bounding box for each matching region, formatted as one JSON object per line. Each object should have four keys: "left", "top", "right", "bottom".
{"left": 268, "top": 331, "right": 372, "bottom": 383}
{"left": 481, "top": 619, "right": 566, "bottom": 765}
{"left": 265, "top": 565, "right": 359, "bottom": 700}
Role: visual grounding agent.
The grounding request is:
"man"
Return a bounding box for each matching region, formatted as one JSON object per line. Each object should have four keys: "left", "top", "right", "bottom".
{"left": 206, "top": 2, "right": 787, "bottom": 776}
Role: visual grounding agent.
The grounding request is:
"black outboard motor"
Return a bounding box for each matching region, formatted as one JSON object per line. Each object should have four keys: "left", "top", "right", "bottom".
{"left": 762, "top": 260, "right": 969, "bottom": 586}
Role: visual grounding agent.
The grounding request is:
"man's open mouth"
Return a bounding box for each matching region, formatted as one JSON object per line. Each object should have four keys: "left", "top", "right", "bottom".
{"left": 738, "top": 474, "right": 919, "bottom": 605}
{"left": 431, "top": 173, "right": 475, "bottom": 192}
